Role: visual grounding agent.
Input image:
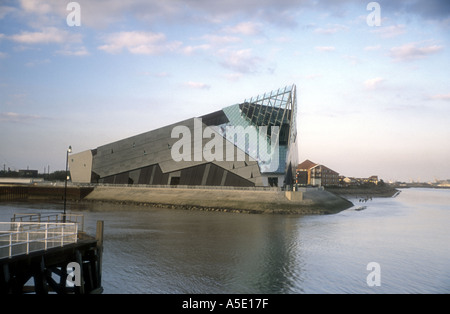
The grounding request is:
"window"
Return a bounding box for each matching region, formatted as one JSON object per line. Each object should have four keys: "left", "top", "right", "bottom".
{"left": 170, "top": 177, "right": 180, "bottom": 185}
{"left": 268, "top": 177, "right": 278, "bottom": 187}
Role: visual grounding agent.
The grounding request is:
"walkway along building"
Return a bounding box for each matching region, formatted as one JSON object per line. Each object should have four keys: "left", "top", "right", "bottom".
{"left": 69, "top": 85, "right": 299, "bottom": 188}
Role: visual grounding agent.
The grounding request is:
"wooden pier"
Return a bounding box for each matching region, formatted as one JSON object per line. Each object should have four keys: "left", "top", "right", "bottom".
{"left": 0, "top": 213, "right": 103, "bottom": 294}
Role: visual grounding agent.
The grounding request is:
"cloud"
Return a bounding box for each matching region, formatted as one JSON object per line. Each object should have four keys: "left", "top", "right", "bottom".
{"left": 315, "top": 46, "right": 335, "bottom": 52}
{"left": 389, "top": 42, "right": 443, "bottom": 62}
{"left": 98, "top": 31, "right": 182, "bottom": 55}
{"left": 9, "top": 27, "right": 82, "bottom": 45}
{"left": 223, "top": 73, "right": 243, "bottom": 81}
{"left": 181, "top": 44, "right": 210, "bottom": 55}
{"left": 217, "top": 48, "right": 262, "bottom": 73}
{"left": 12, "top": 0, "right": 303, "bottom": 30}
{"left": 10, "top": 0, "right": 450, "bottom": 35}
{"left": 56, "top": 46, "right": 89, "bottom": 56}
{"left": 371, "top": 25, "right": 406, "bottom": 38}
{"left": 305, "top": 74, "right": 322, "bottom": 80}
{"left": 364, "top": 45, "right": 381, "bottom": 51}
{"left": 222, "top": 22, "right": 263, "bottom": 36}
{"left": 184, "top": 81, "right": 211, "bottom": 90}
{"left": 199, "top": 34, "right": 241, "bottom": 46}
{"left": 24, "top": 58, "right": 51, "bottom": 67}
{"left": 364, "top": 77, "right": 385, "bottom": 90}
{"left": 19, "top": 0, "right": 52, "bottom": 15}
{"left": 0, "top": 112, "right": 44, "bottom": 123}
{"left": 181, "top": 0, "right": 302, "bottom": 28}
{"left": 342, "top": 55, "right": 360, "bottom": 65}
{"left": 380, "top": 0, "right": 450, "bottom": 21}
{"left": 0, "top": 5, "right": 16, "bottom": 19}
{"left": 314, "top": 24, "right": 348, "bottom": 34}
{"left": 429, "top": 93, "right": 450, "bottom": 101}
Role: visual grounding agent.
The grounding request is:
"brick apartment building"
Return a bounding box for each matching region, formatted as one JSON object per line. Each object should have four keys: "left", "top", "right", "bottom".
{"left": 296, "top": 159, "right": 339, "bottom": 187}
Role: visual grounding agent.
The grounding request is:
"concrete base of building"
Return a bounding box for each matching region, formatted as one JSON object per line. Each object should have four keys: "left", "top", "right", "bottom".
{"left": 82, "top": 186, "right": 354, "bottom": 215}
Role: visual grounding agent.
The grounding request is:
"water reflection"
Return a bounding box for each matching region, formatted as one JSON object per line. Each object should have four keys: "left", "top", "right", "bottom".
{"left": 1, "top": 188, "right": 449, "bottom": 294}
{"left": 91, "top": 208, "right": 305, "bottom": 294}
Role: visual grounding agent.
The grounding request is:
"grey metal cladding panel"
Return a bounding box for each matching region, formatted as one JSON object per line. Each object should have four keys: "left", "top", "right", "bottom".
{"left": 129, "top": 169, "right": 140, "bottom": 184}
{"left": 151, "top": 164, "right": 170, "bottom": 185}
{"left": 114, "top": 172, "right": 130, "bottom": 184}
{"left": 224, "top": 171, "right": 254, "bottom": 187}
{"left": 205, "top": 164, "right": 224, "bottom": 186}
{"left": 93, "top": 140, "right": 171, "bottom": 176}
{"left": 159, "top": 159, "right": 208, "bottom": 174}
{"left": 93, "top": 118, "right": 197, "bottom": 177}
{"left": 179, "top": 164, "right": 206, "bottom": 185}
{"left": 138, "top": 165, "right": 153, "bottom": 184}
{"left": 200, "top": 110, "right": 229, "bottom": 126}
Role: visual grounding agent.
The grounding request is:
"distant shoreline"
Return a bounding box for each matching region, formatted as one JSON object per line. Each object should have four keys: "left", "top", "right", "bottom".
{"left": 325, "top": 185, "right": 400, "bottom": 198}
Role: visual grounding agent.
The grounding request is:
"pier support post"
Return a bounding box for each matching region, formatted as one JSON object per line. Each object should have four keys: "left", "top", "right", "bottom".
{"left": 95, "top": 220, "right": 104, "bottom": 290}
{"left": 33, "top": 256, "right": 48, "bottom": 295}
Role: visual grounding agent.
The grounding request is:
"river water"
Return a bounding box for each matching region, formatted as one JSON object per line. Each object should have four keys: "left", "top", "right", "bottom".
{"left": 1, "top": 188, "right": 449, "bottom": 294}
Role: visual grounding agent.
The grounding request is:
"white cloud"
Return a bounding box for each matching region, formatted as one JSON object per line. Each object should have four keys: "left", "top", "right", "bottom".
{"left": 56, "top": 46, "right": 89, "bottom": 56}
{"left": 181, "top": 44, "right": 211, "bottom": 55}
{"left": 223, "top": 22, "right": 263, "bottom": 36}
{"left": 314, "top": 24, "right": 348, "bottom": 34}
{"left": 342, "top": 55, "right": 360, "bottom": 65}
{"left": 217, "top": 48, "right": 262, "bottom": 73}
{"left": 184, "top": 81, "right": 211, "bottom": 90}
{"left": 19, "top": 0, "right": 52, "bottom": 15}
{"left": 24, "top": 58, "right": 51, "bottom": 67}
{"left": 389, "top": 42, "right": 443, "bottom": 62}
{"left": 364, "top": 77, "right": 385, "bottom": 90}
{"left": 200, "top": 34, "right": 241, "bottom": 46}
{"left": 0, "top": 112, "right": 43, "bottom": 123}
{"left": 371, "top": 24, "right": 406, "bottom": 38}
{"left": 98, "top": 31, "right": 182, "bottom": 55}
{"left": 364, "top": 45, "right": 381, "bottom": 51}
{"left": 9, "top": 27, "right": 81, "bottom": 45}
{"left": 315, "top": 46, "right": 335, "bottom": 52}
{"left": 429, "top": 93, "right": 450, "bottom": 101}
{"left": 223, "top": 73, "right": 243, "bottom": 81}
{"left": 305, "top": 74, "right": 322, "bottom": 80}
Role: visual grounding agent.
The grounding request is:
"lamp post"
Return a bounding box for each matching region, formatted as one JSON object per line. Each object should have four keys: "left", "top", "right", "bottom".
{"left": 64, "top": 145, "right": 72, "bottom": 222}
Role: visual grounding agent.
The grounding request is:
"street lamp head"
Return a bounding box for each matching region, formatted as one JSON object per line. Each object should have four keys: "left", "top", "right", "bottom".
{"left": 68, "top": 146, "right": 72, "bottom": 153}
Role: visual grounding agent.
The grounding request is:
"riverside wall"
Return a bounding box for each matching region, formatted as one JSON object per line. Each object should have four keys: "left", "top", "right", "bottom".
{"left": 82, "top": 185, "right": 354, "bottom": 215}
{"left": 0, "top": 185, "right": 94, "bottom": 201}
{"left": 0, "top": 184, "right": 354, "bottom": 215}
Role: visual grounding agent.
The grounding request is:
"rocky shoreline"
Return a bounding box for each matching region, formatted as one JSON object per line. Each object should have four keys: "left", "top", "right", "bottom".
{"left": 325, "top": 185, "right": 400, "bottom": 198}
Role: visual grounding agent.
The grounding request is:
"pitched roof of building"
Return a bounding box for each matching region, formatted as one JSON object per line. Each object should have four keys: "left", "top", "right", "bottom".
{"left": 297, "top": 159, "right": 339, "bottom": 175}
{"left": 297, "top": 159, "right": 318, "bottom": 170}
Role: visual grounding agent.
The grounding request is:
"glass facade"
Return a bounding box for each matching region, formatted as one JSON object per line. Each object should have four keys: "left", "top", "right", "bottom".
{"left": 207, "top": 84, "right": 298, "bottom": 177}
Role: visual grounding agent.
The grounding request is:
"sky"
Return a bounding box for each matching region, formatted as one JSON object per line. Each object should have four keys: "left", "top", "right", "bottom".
{"left": 0, "top": 0, "right": 449, "bottom": 183}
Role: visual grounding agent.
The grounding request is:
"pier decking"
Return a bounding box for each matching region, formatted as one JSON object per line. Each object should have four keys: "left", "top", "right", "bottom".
{"left": 0, "top": 213, "right": 103, "bottom": 294}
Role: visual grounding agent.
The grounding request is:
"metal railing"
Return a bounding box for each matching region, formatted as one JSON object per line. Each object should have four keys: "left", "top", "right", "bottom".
{"left": 0, "top": 218, "right": 79, "bottom": 259}
{"left": 11, "top": 213, "right": 84, "bottom": 232}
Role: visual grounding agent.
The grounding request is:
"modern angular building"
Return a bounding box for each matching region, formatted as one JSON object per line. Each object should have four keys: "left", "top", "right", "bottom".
{"left": 69, "top": 85, "right": 299, "bottom": 188}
